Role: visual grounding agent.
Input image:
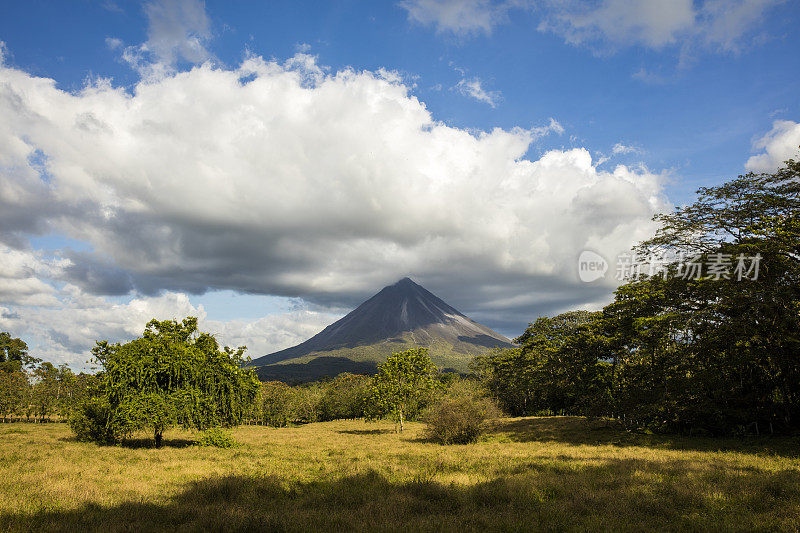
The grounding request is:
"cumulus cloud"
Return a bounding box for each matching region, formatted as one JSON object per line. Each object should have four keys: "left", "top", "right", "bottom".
{"left": 400, "top": 0, "right": 781, "bottom": 54}
{"left": 0, "top": 46, "right": 668, "bottom": 364}
{"left": 745, "top": 120, "right": 800, "bottom": 172}
{"left": 455, "top": 77, "right": 502, "bottom": 107}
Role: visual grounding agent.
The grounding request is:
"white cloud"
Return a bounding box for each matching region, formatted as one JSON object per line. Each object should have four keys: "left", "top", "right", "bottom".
{"left": 400, "top": 0, "right": 781, "bottom": 54}
{"left": 531, "top": 117, "right": 565, "bottom": 138}
{"left": 143, "top": 0, "right": 211, "bottom": 65}
{"left": 612, "top": 143, "right": 643, "bottom": 155}
{"left": 455, "top": 77, "right": 501, "bottom": 107}
{"left": 631, "top": 68, "right": 667, "bottom": 84}
{"left": 0, "top": 49, "right": 668, "bottom": 359}
{"left": 110, "top": 0, "right": 213, "bottom": 79}
{"left": 0, "top": 246, "right": 65, "bottom": 307}
{"left": 540, "top": 0, "right": 696, "bottom": 50}
{"left": 399, "top": 0, "right": 512, "bottom": 36}
{"left": 746, "top": 120, "right": 800, "bottom": 172}
{"left": 204, "top": 311, "right": 340, "bottom": 358}
{"left": 105, "top": 37, "right": 123, "bottom": 50}
{"left": 698, "top": 0, "right": 779, "bottom": 52}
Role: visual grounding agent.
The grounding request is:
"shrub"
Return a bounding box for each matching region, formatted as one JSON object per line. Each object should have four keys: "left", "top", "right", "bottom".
{"left": 197, "top": 427, "right": 239, "bottom": 448}
{"left": 68, "top": 397, "right": 118, "bottom": 444}
{"left": 424, "top": 381, "right": 500, "bottom": 444}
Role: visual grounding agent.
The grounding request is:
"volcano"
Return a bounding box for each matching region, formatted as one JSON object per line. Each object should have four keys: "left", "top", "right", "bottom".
{"left": 247, "top": 277, "right": 513, "bottom": 381}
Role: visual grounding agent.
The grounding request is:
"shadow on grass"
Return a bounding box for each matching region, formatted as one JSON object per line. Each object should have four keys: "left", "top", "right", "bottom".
{"left": 56, "top": 436, "right": 196, "bottom": 449}
{"left": 337, "top": 429, "right": 394, "bottom": 436}
{"left": 3, "top": 457, "right": 799, "bottom": 532}
{"left": 119, "top": 437, "right": 197, "bottom": 449}
{"left": 493, "top": 417, "right": 800, "bottom": 458}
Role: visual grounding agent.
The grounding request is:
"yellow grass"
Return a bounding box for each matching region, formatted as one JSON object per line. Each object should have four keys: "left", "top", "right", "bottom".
{"left": 1, "top": 417, "right": 799, "bottom": 531}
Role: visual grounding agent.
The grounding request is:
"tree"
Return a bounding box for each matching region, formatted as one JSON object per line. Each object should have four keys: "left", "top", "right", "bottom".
{"left": 0, "top": 360, "right": 29, "bottom": 422}
{"left": 624, "top": 156, "right": 800, "bottom": 432}
{"left": 318, "top": 373, "right": 371, "bottom": 420}
{"left": 0, "top": 333, "right": 28, "bottom": 363}
{"left": 474, "top": 157, "right": 799, "bottom": 435}
{"left": 368, "top": 348, "right": 439, "bottom": 432}
{"left": 477, "top": 311, "right": 611, "bottom": 417}
{"left": 31, "top": 362, "right": 60, "bottom": 422}
{"left": 79, "top": 317, "right": 260, "bottom": 446}
{"left": 260, "top": 381, "right": 296, "bottom": 427}
{"left": 288, "top": 383, "right": 326, "bottom": 424}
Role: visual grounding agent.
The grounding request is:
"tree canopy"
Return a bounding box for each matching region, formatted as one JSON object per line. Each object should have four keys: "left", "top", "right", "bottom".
{"left": 368, "top": 348, "right": 439, "bottom": 432}
{"left": 78, "top": 317, "right": 260, "bottom": 446}
{"left": 0, "top": 332, "right": 28, "bottom": 364}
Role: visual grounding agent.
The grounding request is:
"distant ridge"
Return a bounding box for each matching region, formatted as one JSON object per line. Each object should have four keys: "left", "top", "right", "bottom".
{"left": 247, "top": 278, "right": 513, "bottom": 381}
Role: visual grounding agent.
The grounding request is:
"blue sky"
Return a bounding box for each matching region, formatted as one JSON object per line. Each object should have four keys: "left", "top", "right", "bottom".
{"left": 1, "top": 0, "right": 799, "bottom": 368}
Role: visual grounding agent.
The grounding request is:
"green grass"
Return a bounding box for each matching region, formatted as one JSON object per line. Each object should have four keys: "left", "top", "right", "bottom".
{"left": 1, "top": 417, "right": 799, "bottom": 531}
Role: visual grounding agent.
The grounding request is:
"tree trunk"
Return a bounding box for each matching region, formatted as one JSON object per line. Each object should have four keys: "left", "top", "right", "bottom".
{"left": 399, "top": 409, "right": 404, "bottom": 433}
{"left": 154, "top": 428, "right": 163, "bottom": 448}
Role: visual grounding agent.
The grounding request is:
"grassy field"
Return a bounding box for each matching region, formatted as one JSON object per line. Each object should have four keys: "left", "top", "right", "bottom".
{"left": 2, "top": 417, "right": 799, "bottom": 532}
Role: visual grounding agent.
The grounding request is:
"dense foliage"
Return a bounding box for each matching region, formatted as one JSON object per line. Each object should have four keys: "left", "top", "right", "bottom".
{"left": 0, "top": 332, "right": 28, "bottom": 363}
{"left": 72, "top": 318, "right": 260, "bottom": 446}
{"left": 479, "top": 159, "right": 800, "bottom": 435}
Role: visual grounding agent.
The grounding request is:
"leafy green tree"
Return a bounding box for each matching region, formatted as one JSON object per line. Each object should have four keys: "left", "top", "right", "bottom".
{"left": 477, "top": 311, "right": 611, "bottom": 417}
{"left": 319, "top": 373, "right": 371, "bottom": 420}
{"left": 0, "top": 332, "right": 28, "bottom": 363}
{"left": 474, "top": 157, "right": 799, "bottom": 435}
{"left": 620, "top": 156, "right": 800, "bottom": 432}
{"left": 260, "top": 381, "right": 296, "bottom": 427}
{"left": 0, "top": 360, "right": 29, "bottom": 422}
{"left": 79, "top": 317, "right": 260, "bottom": 446}
{"left": 31, "top": 362, "right": 60, "bottom": 421}
{"left": 368, "top": 348, "right": 439, "bottom": 432}
{"left": 288, "top": 383, "right": 326, "bottom": 424}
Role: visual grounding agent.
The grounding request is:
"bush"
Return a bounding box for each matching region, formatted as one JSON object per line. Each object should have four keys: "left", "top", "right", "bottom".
{"left": 424, "top": 381, "right": 500, "bottom": 444}
{"left": 68, "top": 397, "right": 118, "bottom": 444}
{"left": 197, "top": 427, "right": 239, "bottom": 448}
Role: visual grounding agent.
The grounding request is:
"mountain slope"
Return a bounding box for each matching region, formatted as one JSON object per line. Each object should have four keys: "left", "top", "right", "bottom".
{"left": 248, "top": 278, "right": 513, "bottom": 380}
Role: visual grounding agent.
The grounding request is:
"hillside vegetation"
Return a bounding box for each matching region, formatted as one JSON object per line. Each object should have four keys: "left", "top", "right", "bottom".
{"left": 2, "top": 417, "right": 799, "bottom": 532}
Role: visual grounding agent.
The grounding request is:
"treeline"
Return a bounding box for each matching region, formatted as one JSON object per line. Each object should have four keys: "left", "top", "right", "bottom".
{"left": 247, "top": 374, "right": 372, "bottom": 426}
{"left": 245, "top": 349, "right": 496, "bottom": 443}
{"left": 2, "top": 323, "right": 492, "bottom": 445}
{"left": 247, "top": 350, "right": 455, "bottom": 427}
{"left": 0, "top": 334, "right": 94, "bottom": 422}
{"left": 478, "top": 159, "right": 800, "bottom": 435}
